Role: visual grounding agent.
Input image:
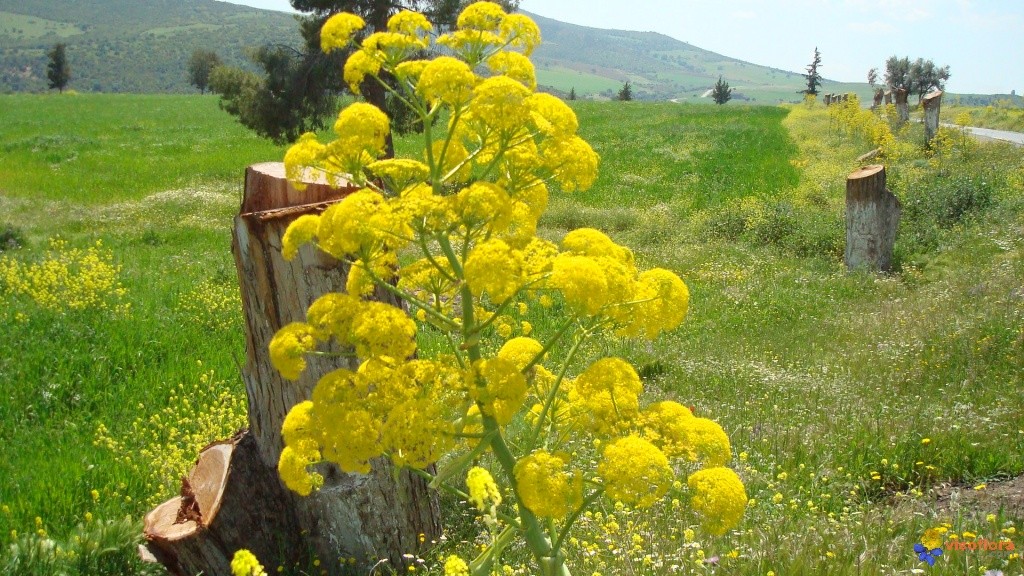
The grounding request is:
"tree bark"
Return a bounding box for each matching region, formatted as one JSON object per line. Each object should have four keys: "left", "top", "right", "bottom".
{"left": 884, "top": 90, "right": 892, "bottom": 105}
{"left": 144, "top": 163, "right": 441, "bottom": 575}
{"left": 895, "top": 88, "right": 909, "bottom": 123}
{"left": 923, "top": 90, "right": 943, "bottom": 146}
{"left": 845, "top": 165, "right": 900, "bottom": 273}
{"left": 144, "top": 434, "right": 308, "bottom": 576}
{"left": 872, "top": 89, "right": 884, "bottom": 109}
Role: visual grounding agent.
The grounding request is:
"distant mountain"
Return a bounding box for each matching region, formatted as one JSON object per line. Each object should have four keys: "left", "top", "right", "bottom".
{"left": 525, "top": 12, "right": 871, "bottom": 103}
{"left": 0, "top": 1, "right": 917, "bottom": 103}
{"left": 0, "top": 0, "right": 298, "bottom": 93}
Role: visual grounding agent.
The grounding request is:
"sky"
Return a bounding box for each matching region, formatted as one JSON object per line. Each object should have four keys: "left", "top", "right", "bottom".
{"left": 220, "top": 0, "right": 1023, "bottom": 95}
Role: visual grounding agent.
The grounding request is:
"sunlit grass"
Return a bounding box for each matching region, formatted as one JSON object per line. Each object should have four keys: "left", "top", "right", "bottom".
{"left": 1, "top": 94, "right": 1022, "bottom": 575}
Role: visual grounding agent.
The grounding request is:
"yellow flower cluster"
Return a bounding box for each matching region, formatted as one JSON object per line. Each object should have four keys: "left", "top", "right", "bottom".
{"left": 597, "top": 435, "right": 674, "bottom": 508}
{"left": 230, "top": 549, "right": 267, "bottom": 576}
{"left": 94, "top": 369, "right": 247, "bottom": 506}
{"left": 686, "top": 467, "right": 748, "bottom": 535}
{"left": 279, "top": 357, "right": 459, "bottom": 485}
{"left": 267, "top": 4, "right": 744, "bottom": 570}
{"left": 568, "top": 357, "right": 643, "bottom": 435}
{"left": 466, "top": 466, "right": 502, "bottom": 513}
{"left": 443, "top": 555, "right": 470, "bottom": 576}
{"left": 639, "top": 401, "right": 731, "bottom": 466}
{"left": 0, "top": 238, "right": 128, "bottom": 314}
{"left": 514, "top": 450, "right": 582, "bottom": 518}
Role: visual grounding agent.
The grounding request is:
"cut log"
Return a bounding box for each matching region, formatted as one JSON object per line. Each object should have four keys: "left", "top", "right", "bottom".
{"left": 923, "top": 90, "right": 943, "bottom": 146}
{"left": 856, "top": 148, "right": 882, "bottom": 163}
{"left": 144, "top": 163, "right": 441, "bottom": 576}
{"left": 145, "top": 434, "right": 307, "bottom": 576}
{"left": 845, "top": 165, "right": 901, "bottom": 272}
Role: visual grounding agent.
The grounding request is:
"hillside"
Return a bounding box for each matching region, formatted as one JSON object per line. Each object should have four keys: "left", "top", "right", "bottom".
{"left": 0, "top": 0, "right": 298, "bottom": 93}
{"left": 0, "top": 1, "right": 873, "bottom": 101}
{"left": 527, "top": 12, "right": 871, "bottom": 103}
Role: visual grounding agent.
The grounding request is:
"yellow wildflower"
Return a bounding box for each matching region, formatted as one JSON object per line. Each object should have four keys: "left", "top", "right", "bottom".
{"left": 598, "top": 435, "right": 673, "bottom": 508}
{"left": 268, "top": 322, "right": 317, "bottom": 380}
{"left": 321, "top": 13, "right": 365, "bottom": 53}
{"left": 417, "top": 56, "right": 477, "bottom": 106}
{"left": 464, "top": 238, "right": 526, "bottom": 303}
{"left": 466, "top": 466, "right": 502, "bottom": 512}
{"left": 281, "top": 214, "right": 320, "bottom": 261}
{"left": 687, "top": 467, "right": 748, "bottom": 535}
{"left": 231, "top": 549, "right": 268, "bottom": 576}
{"left": 514, "top": 451, "right": 583, "bottom": 518}
{"left": 443, "top": 555, "right": 470, "bottom": 576}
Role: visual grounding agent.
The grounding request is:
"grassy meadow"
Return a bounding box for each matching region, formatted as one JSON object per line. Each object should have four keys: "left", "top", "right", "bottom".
{"left": 1, "top": 93, "right": 1023, "bottom": 575}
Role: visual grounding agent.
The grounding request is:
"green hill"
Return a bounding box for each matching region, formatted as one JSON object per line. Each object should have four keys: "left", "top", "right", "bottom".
{"left": 527, "top": 12, "right": 871, "bottom": 103}
{"left": 0, "top": 0, "right": 868, "bottom": 101}
{"left": 0, "top": 0, "right": 299, "bottom": 92}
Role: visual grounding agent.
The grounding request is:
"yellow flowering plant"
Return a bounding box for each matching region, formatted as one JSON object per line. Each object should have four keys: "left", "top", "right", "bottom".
{"left": 270, "top": 3, "right": 747, "bottom": 574}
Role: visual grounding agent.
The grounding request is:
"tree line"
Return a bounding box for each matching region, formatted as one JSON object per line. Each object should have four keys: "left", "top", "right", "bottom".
{"left": 800, "top": 47, "right": 950, "bottom": 103}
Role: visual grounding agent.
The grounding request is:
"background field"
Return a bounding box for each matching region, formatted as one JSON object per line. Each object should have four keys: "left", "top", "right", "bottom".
{"left": 1, "top": 93, "right": 1022, "bottom": 575}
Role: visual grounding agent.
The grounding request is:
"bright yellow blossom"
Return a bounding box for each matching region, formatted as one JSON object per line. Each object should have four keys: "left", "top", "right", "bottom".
{"left": 687, "top": 467, "right": 748, "bottom": 535}
{"left": 231, "top": 549, "right": 268, "bottom": 576}
{"left": 598, "top": 435, "right": 673, "bottom": 508}
{"left": 321, "top": 13, "right": 365, "bottom": 53}
{"left": 514, "top": 451, "right": 582, "bottom": 518}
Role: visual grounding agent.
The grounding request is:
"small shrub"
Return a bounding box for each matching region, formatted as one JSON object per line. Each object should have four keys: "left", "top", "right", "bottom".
{"left": 0, "top": 224, "right": 26, "bottom": 252}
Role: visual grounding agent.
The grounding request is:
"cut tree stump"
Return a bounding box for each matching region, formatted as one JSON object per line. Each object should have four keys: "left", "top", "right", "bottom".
{"left": 923, "top": 90, "right": 943, "bottom": 146}
{"left": 144, "top": 162, "right": 441, "bottom": 576}
{"left": 845, "top": 164, "right": 900, "bottom": 272}
{"left": 895, "top": 88, "right": 910, "bottom": 123}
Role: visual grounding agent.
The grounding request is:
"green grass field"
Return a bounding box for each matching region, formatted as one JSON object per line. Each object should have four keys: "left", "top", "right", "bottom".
{"left": 1, "top": 93, "right": 1022, "bottom": 575}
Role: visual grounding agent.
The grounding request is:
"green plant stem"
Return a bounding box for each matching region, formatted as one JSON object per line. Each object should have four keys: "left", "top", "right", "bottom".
{"left": 552, "top": 490, "right": 603, "bottom": 554}
{"left": 527, "top": 325, "right": 592, "bottom": 449}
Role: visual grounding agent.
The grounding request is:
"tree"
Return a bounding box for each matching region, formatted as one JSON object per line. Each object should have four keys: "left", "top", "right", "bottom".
{"left": 187, "top": 49, "right": 221, "bottom": 94}
{"left": 46, "top": 43, "right": 70, "bottom": 93}
{"left": 618, "top": 80, "right": 633, "bottom": 101}
{"left": 867, "top": 67, "right": 878, "bottom": 89}
{"left": 883, "top": 56, "right": 911, "bottom": 92}
{"left": 711, "top": 75, "right": 732, "bottom": 105}
{"left": 803, "top": 47, "right": 822, "bottom": 96}
{"left": 212, "top": 0, "right": 520, "bottom": 147}
{"left": 908, "top": 57, "right": 950, "bottom": 102}
{"left": 568, "top": 86, "right": 576, "bottom": 101}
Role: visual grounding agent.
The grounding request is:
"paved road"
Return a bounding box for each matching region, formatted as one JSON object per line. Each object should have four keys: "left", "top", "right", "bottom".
{"left": 941, "top": 123, "right": 1024, "bottom": 146}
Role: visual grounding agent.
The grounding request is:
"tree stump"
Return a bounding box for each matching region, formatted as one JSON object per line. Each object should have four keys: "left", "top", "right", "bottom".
{"left": 872, "top": 89, "right": 884, "bottom": 109}
{"left": 895, "top": 88, "right": 909, "bottom": 123}
{"left": 845, "top": 165, "right": 900, "bottom": 272}
{"left": 144, "top": 163, "right": 441, "bottom": 576}
{"left": 923, "top": 90, "right": 943, "bottom": 146}
{"left": 884, "top": 90, "right": 892, "bottom": 105}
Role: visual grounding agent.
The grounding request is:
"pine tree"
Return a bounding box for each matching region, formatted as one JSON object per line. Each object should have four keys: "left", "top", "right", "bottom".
{"left": 46, "top": 43, "right": 70, "bottom": 93}
{"left": 618, "top": 81, "right": 633, "bottom": 101}
{"left": 568, "top": 87, "right": 577, "bottom": 101}
{"left": 712, "top": 75, "right": 732, "bottom": 105}
{"left": 211, "top": 0, "right": 520, "bottom": 146}
{"left": 803, "top": 47, "right": 822, "bottom": 96}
